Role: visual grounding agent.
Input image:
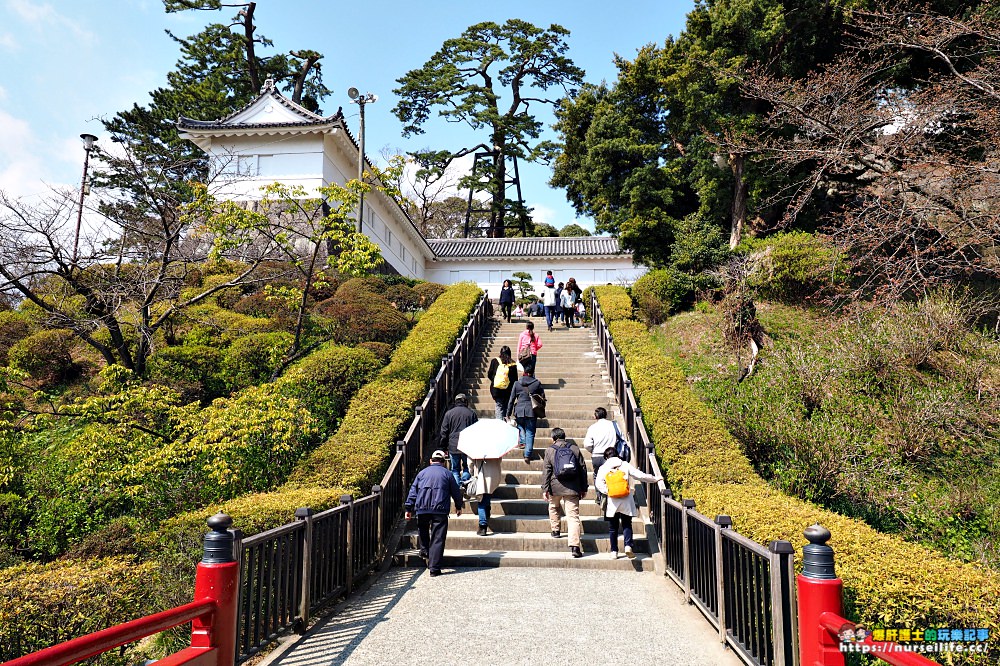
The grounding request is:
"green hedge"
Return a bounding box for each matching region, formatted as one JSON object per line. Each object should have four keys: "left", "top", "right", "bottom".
{"left": 286, "top": 282, "right": 483, "bottom": 493}
{"left": 0, "top": 283, "right": 483, "bottom": 663}
{"left": 274, "top": 344, "right": 383, "bottom": 437}
{"left": 0, "top": 557, "right": 159, "bottom": 662}
{"left": 594, "top": 286, "right": 1000, "bottom": 663}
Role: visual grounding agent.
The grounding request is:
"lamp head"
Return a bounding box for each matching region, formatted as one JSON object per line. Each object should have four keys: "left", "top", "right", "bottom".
{"left": 347, "top": 87, "right": 360, "bottom": 100}
{"left": 80, "top": 133, "right": 98, "bottom": 151}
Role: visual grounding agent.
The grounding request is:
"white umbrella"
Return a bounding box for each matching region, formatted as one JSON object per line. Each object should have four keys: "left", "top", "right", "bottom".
{"left": 457, "top": 419, "right": 520, "bottom": 459}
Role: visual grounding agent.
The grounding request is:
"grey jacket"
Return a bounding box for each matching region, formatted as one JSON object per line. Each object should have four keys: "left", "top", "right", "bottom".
{"left": 542, "top": 441, "right": 588, "bottom": 497}
{"left": 507, "top": 375, "right": 544, "bottom": 418}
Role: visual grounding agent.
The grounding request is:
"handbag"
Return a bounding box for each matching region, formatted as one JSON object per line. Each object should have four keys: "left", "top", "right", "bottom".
{"left": 463, "top": 473, "right": 479, "bottom": 501}
{"left": 529, "top": 392, "right": 546, "bottom": 418}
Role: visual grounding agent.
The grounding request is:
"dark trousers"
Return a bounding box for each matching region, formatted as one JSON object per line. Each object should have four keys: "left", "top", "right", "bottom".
{"left": 608, "top": 513, "right": 634, "bottom": 552}
{"left": 563, "top": 305, "right": 576, "bottom": 327}
{"left": 500, "top": 303, "right": 513, "bottom": 321}
{"left": 417, "top": 513, "right": 449, "bottom": 573}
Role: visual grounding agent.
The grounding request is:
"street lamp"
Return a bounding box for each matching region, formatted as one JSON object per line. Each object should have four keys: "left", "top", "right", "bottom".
{"left": 347, "top": 87, "right": 377, "bottom": 233}
{"left": 73, "top": 133, "right": 98, "bottom": 265}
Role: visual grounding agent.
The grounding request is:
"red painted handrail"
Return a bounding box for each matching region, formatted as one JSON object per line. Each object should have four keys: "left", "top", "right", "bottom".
{"left": 3, "top": 599, "right": 215, "bottom": 666}
{"left": 818, "top": 612, "right": 937, "bottom": 666}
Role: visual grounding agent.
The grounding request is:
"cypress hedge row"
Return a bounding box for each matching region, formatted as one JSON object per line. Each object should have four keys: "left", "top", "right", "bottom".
{"left": 594, "top": 286, "right": 999, "bottom": 664}
{"left": 0, "top": 282, "right": 483, "bottom": 662}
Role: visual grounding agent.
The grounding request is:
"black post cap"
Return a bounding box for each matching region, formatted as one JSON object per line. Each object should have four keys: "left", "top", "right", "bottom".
{"left": 769, "top": 539, "right": 795, "bottom": 555}
{"left": 715, "top": 515, "right": 733, "bottom": 528}
{"left": 372, "top": 484, "right": 383, "bottom": 494}
{"left": 202, "top": 513, "right": 234, "bottom": 564}
{"left": 801, "top": 524, "right": 837, "bottom": 580}
{"left": 682, "top": 499, "right": 696, "bottom": 509}
{"left": 340, "top": 494, "right": 353, "bottom": 505}
{"left": 295, "top": 507, "right": 314, "bottom": 519}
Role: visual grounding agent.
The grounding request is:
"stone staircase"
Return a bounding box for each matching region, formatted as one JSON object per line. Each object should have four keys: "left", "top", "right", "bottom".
{"left": 395, "top": 313, "right": 656, "bottom": 571}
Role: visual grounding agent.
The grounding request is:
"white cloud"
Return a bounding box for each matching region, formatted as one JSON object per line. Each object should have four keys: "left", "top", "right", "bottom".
{"left": 5, "top": 0, "right": 96, "bottom": 44}
{"left": 0, "top": 32, "right": 16, "bottom": 50}
{"left": 0, "top": 108, "right": 47, "bottom": 195}
{"left": 0, "top": 84, "right": 6, "bottom": 101}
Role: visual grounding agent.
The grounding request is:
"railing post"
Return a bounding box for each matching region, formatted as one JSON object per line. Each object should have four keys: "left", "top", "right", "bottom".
{"left": 191, "top": 513, "right": 239, "bottom": 666}
{"left": 341, "top": 495, "right": 354, "bottom": 594}
{"left": 397, "top": 439, "right": 407, "bottom": 486}
{"left": 414, "top": 405, "right": 425, "bottom": 470}
{"left": 294, "top": 507, "right": 314, "bottom": 634}
{"left": 681, "top": 498, "right": 695, "bottom": 603}
{"left": 797, "top": 525, "right": 843, "bottom": 666}
{"left": 372, "top": 484, "right": 384, "bottom": 557}
{"left": 769, "top": 539, "right": 797, "bottom": 666}
{"left": 715, "top": 515, "right": 732, "bottom": 644}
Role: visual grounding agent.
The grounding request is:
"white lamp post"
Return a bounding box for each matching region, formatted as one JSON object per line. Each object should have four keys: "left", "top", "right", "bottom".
{"left": 348, "top": 87, "right": 377, "bottom": 233}
{"left": 72, "top": 133, "right": 98, "bottom": 266}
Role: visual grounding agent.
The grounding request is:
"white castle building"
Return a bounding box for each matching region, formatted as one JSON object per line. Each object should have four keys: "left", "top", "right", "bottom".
{"left": 178, "top": 81, "right": 645, "bottom": 294}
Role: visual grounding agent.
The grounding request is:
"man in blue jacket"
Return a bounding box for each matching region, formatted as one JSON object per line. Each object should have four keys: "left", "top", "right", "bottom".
{"left": 405, "top": 449, "right": 465, "bottom": 577}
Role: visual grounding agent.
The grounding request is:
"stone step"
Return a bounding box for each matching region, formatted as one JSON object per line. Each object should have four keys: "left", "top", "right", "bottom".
{"left": 400, "top": 529, "right": 650, "bottom": 554}
{"left": 470, "top": 408, "right": 601, "bottom": 421}
{"left": 448, "top": 513, "right": 617, "bottom": 534}
{"left": 462, "top": 387, "right": 615, "bottom": 399}
{"left": 393, "top": 548, "right": 654, "bottom": 571}
{"left": 458, "top": 498, "right": 606, "bottom": 517}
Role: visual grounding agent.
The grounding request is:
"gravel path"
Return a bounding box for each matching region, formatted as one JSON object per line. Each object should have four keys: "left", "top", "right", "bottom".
{"left": 263, "top": 566, "right": 741, "bottom": 666}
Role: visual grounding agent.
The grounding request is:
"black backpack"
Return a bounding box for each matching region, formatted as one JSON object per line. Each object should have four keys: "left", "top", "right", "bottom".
{"left": 553, "top": 443, "right": 580, "bottom": 481}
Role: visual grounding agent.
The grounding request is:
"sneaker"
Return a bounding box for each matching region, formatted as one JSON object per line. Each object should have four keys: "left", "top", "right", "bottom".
{"left": 523, "top": 456, "right": 531, "bottom": 464}
{"left": 419, "top": 549, "right": 428, "bottom": 563}
{"left": 517, "top": 443, "right": 525, "bottom": 449}
{"left": 570, "top": 546, "right": 583, "bottom": 558}
{"left": 551, "top": 530, "right": 560, "bottom": 538}
{"left": 477, "top": 525, "right": 488, "bottom": 537}
{"left": 429, "top": 570, "right": 442, "bottom": 577}
{"left": 609, "top": 551, "right": 619, "bottom": 560}
{"left": 625, "top": 546, "right": 635, "bottom": 559}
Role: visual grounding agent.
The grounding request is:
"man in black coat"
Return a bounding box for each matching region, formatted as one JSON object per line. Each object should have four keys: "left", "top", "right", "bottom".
{"left": 405, "top": 449, "right": 464, "bottom": 576}
{"left": 439, "top": 393, "right": 478, "bottom": 484}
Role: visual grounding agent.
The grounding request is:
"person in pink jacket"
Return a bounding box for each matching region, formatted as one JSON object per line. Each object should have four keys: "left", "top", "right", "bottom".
{"left": 517, "top": 321, "right": 543, "bottom": 375}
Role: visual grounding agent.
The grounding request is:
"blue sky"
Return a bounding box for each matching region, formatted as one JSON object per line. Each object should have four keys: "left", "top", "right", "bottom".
{"left": 0, "top": 0, "right": 693, "bottom": 231}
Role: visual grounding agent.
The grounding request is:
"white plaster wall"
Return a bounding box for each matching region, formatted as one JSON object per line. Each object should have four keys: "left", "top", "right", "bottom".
{"left": 423, "top": 257, "right": 645, "bottom": 294}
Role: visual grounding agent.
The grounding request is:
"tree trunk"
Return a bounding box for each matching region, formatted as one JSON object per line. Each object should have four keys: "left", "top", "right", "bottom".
{"left": 291, "top": 52, "right": 321, "bottom": 104}
{"left": 491, "top": 149, "right": 506, "bottom": 238}
{"left": 729, "top": 153, "right": 747, "bottom": 249}
{"left": 241, "top": 2, "right": 260, "bottom": 92}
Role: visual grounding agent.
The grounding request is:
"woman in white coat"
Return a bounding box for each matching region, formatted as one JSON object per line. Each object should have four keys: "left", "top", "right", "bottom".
{"left": 470, "top": 457, "right": 503, "bottom": 536}
{"left": 595, "top": 446, "right": 659, "bottom": 559}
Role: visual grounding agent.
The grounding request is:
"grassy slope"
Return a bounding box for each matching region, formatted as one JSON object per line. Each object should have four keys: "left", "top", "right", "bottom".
{"left": 654, "top": 300, "right": 1000, "bottom": 567}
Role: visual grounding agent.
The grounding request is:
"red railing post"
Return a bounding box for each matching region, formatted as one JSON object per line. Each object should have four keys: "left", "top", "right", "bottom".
{"left": 798, "top": 525, "right": 845, "bottom": 666}
{"left": 189, "top": 513, "right": 239, "bottom": 666}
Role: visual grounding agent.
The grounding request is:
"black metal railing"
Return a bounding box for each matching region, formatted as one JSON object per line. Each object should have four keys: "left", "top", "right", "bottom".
{"left": 232, "top": 291, "right": 492, "bottom": 663}
{"left": 591, "top": 290, "right": 797, "bottom": 666}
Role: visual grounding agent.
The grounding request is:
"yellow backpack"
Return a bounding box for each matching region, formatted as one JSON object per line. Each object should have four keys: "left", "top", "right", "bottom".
{"left": 492, "top": 361, "right": 513, "bottom": 390}
{"left": 606, "top": 465, "right": 630, "bottom": 498}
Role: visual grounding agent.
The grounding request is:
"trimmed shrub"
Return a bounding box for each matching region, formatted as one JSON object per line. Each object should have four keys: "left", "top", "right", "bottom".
{"left": 594, "top": 286, "right": 1000, "bottom": 661}
{"left": 0, "top": 557, "right": 159, "bottom": 662}
{"left": 179, "top": 304, "right": 283, "bottom": 347}
{"left": 743, "top": 231, "right": 843, "bottom": 301}
{"left": 275, "top": 345, "right": 382, "bottom": 435}
{"left": 147, "top": 344, "right": 226, "bottom": 402}
{"left": 358, "top": 341, "right": 393, "bottom": 364}
{"left": 630, "top": 268, "right": 696, "bottom": 324}
{"left": 314, "top": 295, "right": 409, "bottom": 346}
{"left": 220, "top": 331, "right": 294, "bottom": 391}
{"left": 230, "top": 290, "right": 297, "bottom": 319}
{"left": 385, "top": 284, "right": 421, "bottom": 313}
{"left": 8, "top": 330, "right": 76, "bottom": 385}
{"left": 287, "top": 283, "right": 482, "bottom": 493}
{"left": 413, "top": 281, "right": 447, "bottom": 307}
{"left": 0, "top": 311, "right": 36, "bottom": 365}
